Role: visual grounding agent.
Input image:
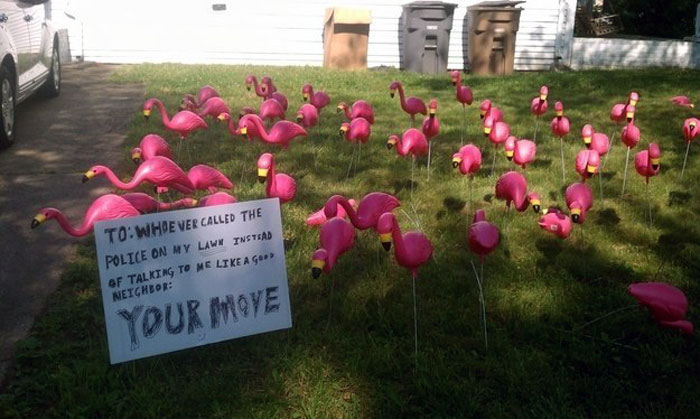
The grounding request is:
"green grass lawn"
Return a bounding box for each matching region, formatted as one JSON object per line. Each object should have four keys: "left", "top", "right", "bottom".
{"left": 1, "top": 64, "right": 700, "bottom": 417}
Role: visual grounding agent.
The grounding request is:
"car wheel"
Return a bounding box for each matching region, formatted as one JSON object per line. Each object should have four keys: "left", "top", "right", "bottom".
{"left": 41, "top": 39, "right": 60, "bottom": 98}
{"left": 0, "top": 64, "right": 16, "bottom": 149}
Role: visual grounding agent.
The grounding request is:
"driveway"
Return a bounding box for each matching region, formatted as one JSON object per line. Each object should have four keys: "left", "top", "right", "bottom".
{"left": 0, "top": 62, "right": 143, "bottom": 380}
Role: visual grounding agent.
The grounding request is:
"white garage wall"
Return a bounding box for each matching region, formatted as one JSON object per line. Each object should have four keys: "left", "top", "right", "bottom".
{"left": 50, "top": 0, "right": 576, "bottom": 71}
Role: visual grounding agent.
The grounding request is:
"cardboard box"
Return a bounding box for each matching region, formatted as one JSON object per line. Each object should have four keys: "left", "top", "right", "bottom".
{"left": 323, "top": 8, "right": 372, "bottom": 70}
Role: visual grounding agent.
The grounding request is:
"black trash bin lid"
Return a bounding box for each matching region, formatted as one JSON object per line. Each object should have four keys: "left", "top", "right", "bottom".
{"left": 468, "top": 0, "right": 526, "bottom": 8}
{"left": 402, "top": 1, "right": 458, "bottom": 10}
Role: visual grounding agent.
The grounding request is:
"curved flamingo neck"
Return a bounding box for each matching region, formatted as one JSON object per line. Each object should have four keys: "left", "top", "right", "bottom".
{"left": 151, "top": 99, "right": 171, "bottom": 127}
{"left": 98, "top": 166, "right": 137, "bottom": 190}
{"left": 266, "top": 161, "right": 277, "bottom": 196}
{"left": 333, "top": 196, "right": 360, "bottom": 227}
{"left": 514, "top": 192, "right": 528, "bottom": 211}
{"left": 226, "top": 116, "right": 236, "bottom": 135}
{"left": 388, "top": 214, "right": 407, "bottom": 260}
{"left": 343, "top": 106, "right": 352, "bottom": 120}
{"left": 251, "top": 77, "right": 265, "bottom": 97}
{"left": 51, "top": 210, "right": 90, "bottom": 237}
{"left": 396, "top": 84, "right": 408, "bottom": 110}
{"left": 249, "top": 117, "right": 271, "bottom": 140}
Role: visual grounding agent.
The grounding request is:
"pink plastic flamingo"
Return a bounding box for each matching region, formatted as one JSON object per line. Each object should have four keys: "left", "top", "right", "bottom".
{"left": 183, "top": 96, "right": 230, "bottom": 120}
{"left": 479, "top": 99, "right": 503, "bottom": 122}
{"left": 296, "top": 103, "right": 319, "bottom": 128}
{"left": 530, "top": 85, "right": 548, "bottom": 142}
{"left": 551, "top": 101, "right": 571, "bottom": 182}
{"left": 196, "top": 192, "right": 238, "bottom": 207}
{"left": 680, "top": 117, "right": 699, "bottom": 180}
{"left": 635, "top": 142, "right": 662, "bottom": 182}
{"left": 181, "top": 85, "right": 219, "bottom": 109}
{"left": 670, "top": 95, "right": 694, "bottom": 108}
{"left": 611, "top": 92, "right": 639, "bottom": 123}
{"left": 337, "top": 100, "right": 374, "bottom": 124}
{"left": 565, "top": 183, "right": 593, "bottom": 224}
{"left": 257, "top": 153, "right": 296, "bottom": 204}
{"left": 504, "top": 136, "right": 536, "bottom": 169}
{"left": 495, "top": 171, "right": 541, "bottom": 213}
{"left": 620, "top": 115, "right": 641, "bottom": 196}
{"left": 31, "top": 194, "right": 140, "bottom": 237}
{"left": 452, "top": 144, "right": 482, "bottom": 176}
{"left": 389, "top": 81, "right": 426, "bottom": 126}
{"left": 265, "top": 90, "right": 289, "bottom": 112}
{"left": 388, "top": 128, "right": 428, "bottom": 192}
{"left": 218, "top": 112, "right": 263, "bottom": 142}
{"left": 239, "top": 115, "right": 307, "bottom": 148}
{"left": 451, "top": 70, "right": 473, "bottom": 144}
{"left": 575, "top": 149, "right": 601, "bottom": 182}
{"left": 83, "top": 156, "right": 195, "bottom": 195}
{"left": 306, "top": 199, "right": 357, "bottom": 227}
{"left": 341, "top": 117, "right": 372, "bottom": 177}
{"left": 121, "top": 192, "right": 196, "bottom": 214}
{"left": 376, "top": 212, "right": 433, "bottom": 355}
{"left": 245, "top": 75, "right": 268, "bottom": 98}
{"left": 302, "top": 84, "right": 330, "bottom": 110}
{"left": 259, "top": 98, "right": 286, "bottom": 123}
{"left": 311, "top": 217, "right": 355, "bottom": 278}
{"left": 421, "top": 99, "right": 440, "bottom": 180}
{"left": 582, "top": 124, "right": 610, "bottom": 202}
{"left": 143, "top": 98, "right": 208, "bottom": 138}
{"left": 131, "top": 134, "right": 171, "bottom": 165}
{"left": 484, "top": 117, "right": 510, "bottom": 176}
{"left": 538, "top": 209, "right": 573, "bottom": 239}
{"left": 468, "top": 208, "right": 500, "bottom": 347}
{"left": 187, "top": 164, "right": 233, "bottom": 193}
{"left": 323, "top": 192, "right": 400, "bottom": 232}
{"left": 628, "top": 282, "right": 693, "bottom": 334}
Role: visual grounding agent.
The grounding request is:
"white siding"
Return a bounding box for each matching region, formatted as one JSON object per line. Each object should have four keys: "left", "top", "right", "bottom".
{"left": 571, "top": 38, "right": 700, "bottom": 69}
{"left": 49, "top": 0, "right": 570, "bottom": 71}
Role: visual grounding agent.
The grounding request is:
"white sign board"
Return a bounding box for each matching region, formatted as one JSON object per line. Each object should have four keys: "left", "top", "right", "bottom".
{"left": 94, "top": 198, "right": 292, "bottom": 364}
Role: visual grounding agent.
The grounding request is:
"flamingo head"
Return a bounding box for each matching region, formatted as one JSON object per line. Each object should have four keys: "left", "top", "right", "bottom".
{"left": 31, "top": 208, "right": 59, "bottom": 229}
{"left": 528, "top": 192, "right": 541, "bottom": 214}
{"left": 387, "top": 134, "right": 399, "bottom": 150}
{"left": 570, "top": 203, "right": 583, "bottom": 224}
{"left": 389, "top": 81, "right": 400, "bottom": 98}
{"left": 260, "top": 82, "right": 268, "bottom": 95}
{"left": 181, "top": 197, "right": 198, "bottom": 208}
{"left": 180, "top": 94, "right": 196, "bottom": 111}
{"left": 143, "top": 98, "right": 156, "bottom": 119}
{"left": 581, "top": 124, "right": 594, "bottom": 146}
{"left": 685, "top": 118, "right": 698, "bottom": 142}
{"left": 452, "top": 152, "right": 462, "bottom": 169}
{"left": 131, "top": 147, "right": 142, "bottom": 165}
{"left": 296, "top": 112, "right": 304, "bottom": 123}
{"left": 301, "top": 84, "right": 312, "bottom": 101}
{"left": 339, "top": 123, "right": 350, "bottom": 138}
{"left": 217, "top": 112, "right": 231, "bottom": 124}
{"left": 554, "top": 101, "right": 564, "bottom": 117}
{"left": 336, "top": 102, "right": 347, "bottom": 113}
{"left": 483, "top": 115, "right": 495, "bottom": 136}
{"left": 450, "top": 70, "right": 460, "bottom": 85}
{"left": 428, "top": 99, "right": 438, "bottom": 117}
{"left": 479, "top": 99, "right": 491, "bottom": 119}
{"left": 583, "top": 150, "right": 601, "bottom": 178}
{"left": 629, "top": 91, "right": 639, "bottom": 106}
{"left": 504, "top": 136, "right": 517, "bottom": 160}
{"left": 245, "top": 75, "right": 255, "bottom": 91}
{"left": 539, "top": 85, "right": 548, "bottom": 102}
{"left": 311, "top": 249, "right": 328, "bottom": 278}
{"left": 82, "top": 165, "right": 106, "bottom": 183}
{"left": 626, "top": 105, "right": 636, "bottom": 123}
{"left": 649, "top": 143, "right": 661, "bottom": 170}
{"left": 261, "top": 76, "right": 273, "bottom": 88}
{"left": 376, "top": 212, "right": 395, "bottom": 251}
{"left": 257, "top": 153, "right": 274, "bottom": 183}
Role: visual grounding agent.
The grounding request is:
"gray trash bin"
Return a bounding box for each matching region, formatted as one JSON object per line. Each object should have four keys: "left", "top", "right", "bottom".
{"left": 400, "top": 1, "right": 458, "bottom": 74}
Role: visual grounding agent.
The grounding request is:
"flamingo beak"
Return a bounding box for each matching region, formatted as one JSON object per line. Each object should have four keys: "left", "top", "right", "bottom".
{"left": 257, "top": 168, "right": 268, "bottom": 183}
{"left": 379, "top": 233, "right": 392, "bottom": 251}
{"left": 483, "top": 126, "right": 491, "bottom": 137}
{"left": 539, "top": 94, "right": 547, "bottom": 101}
{"left": 336, "top": 105, "right": 343, "bottom": 113}
{"left": 630, "top": 99, "right": 637, "bottom": 106}
{"left": 586, "top": 165, "right": 596, "bottom": 177}
{"left": 191, "top": 199, "right": 199, "bottom": 207}
{"left": 31, "top": 213, "right": 46, "bottom": 229}
{"left": 505, "top": 150, "right": 514, "bottom": 161}
{"left": 302, "top": 93, "right": 309, "bottom": 101}
{"left": 452, "top": 156, "right": 462, "bottom": 168}
{"left": 240, "top": 126, "right": 248, "bottom": 138}
{"left": 626, "top": 112, "right": 634, "bottom": 123}
{"left": 429, "top": 108, "right": 436, "bottom": 116}
{"left": 390, "top": 90, "right": 395, "bottom": 99}
{"left": 583, "top": 136, "right": 592, "bottom": 146}
{"left": 143, "top": 109, "right": 151, "bottom": 119}
{"left": 541, "top": 208, "right": 549, "bottom": 215}
{"left": 296, "top": 113, "right": 304, "bottom": 123}
{"left": 82, "top": 170, "right": 95, "bottom": 183}
{"left": 387, "top": 138, "right": 397, "bottom": 150}
{"left": 651, "top": 157, "right": 660, "bottom": 170}
{"left": 556, "top": 110, "right": 563, "bottom": 117}
{"left": 131, "top": 152, "right": 141, "bottom": 165}
{"left": 339, "top": 127, "right": 348, "bottom": 137}
{"left": 531, "top": 199, "right": 541, "bottom": 214}
{"left": 311, "top": 259, "right": 325, "bottom": 278}
{"left": 217, "top": 114, "right": 227, "bottom": 122}
{"left": 246, "top": 83, "right": 251, "bottom": 91}
{"left": 480, "top": 110, "right": 486, "bottom": 119}
{"left": 690, "top": 103, "right": 695, "bottom": 108}
{"left": 571, "top": 208, "right": 581, "bottom": 224}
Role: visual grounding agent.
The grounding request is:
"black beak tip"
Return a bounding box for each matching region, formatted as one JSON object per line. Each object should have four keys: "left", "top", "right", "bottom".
{"left": 30, "top": 219, "right": 40, "bottom": 229}
{"left": 507, "top": 156, "right": 513, "bottom": 161}
{"left": 382, "top": 242, "right": 392, "bottom": 251}
{"left": 246, "top": 86, "right": 251, "bottom": 91}
{"left": 297, "top": 116, "right": 303, "bottom": 123}
{"left": 533, "top": 205, "right": 541, "bottom": 214}
{"left": 386, "top": 143, "right": 393, "bottom": 150}
{"left": 132, "top": 158, "right": 140, "bottom": 165}
{"left": 627, "top": 117, "right": 633, "bottom": 123}
{"left": 81, "top": 175, "right": 89, "bottom": 183}
{"left": 480, "top": 115, "right": 485, "bottom": 120}
{"left": 483, "top": 133, "right": 489, "bottom": 138}
{"left": 452, "top": 161, "right": 459, "bottom": 168}
{"left": 572, "top": 214, "right": 580, "bottom": 224}
{"left": 311, "top": 267, "right": 322, "bottom": 279}
{"left": 336, "top": 108, "right": 342, "bottom": 113}
{"left": 390, "top": 93, "right": 395, "bottom": 98}
{"left": 303, "top": 97, "right": 308, "bottom": 102}
{"left": 144, "top": 115, "right": 149, "bottom": 120}
{"left": 258, "top": 176, "right": 267, "bottom": 184}
{"left": 452, "top": 81, "right": 457, "bottom": 86}
{"left": 652, "top": 164, "right": 659, "bottom": 170}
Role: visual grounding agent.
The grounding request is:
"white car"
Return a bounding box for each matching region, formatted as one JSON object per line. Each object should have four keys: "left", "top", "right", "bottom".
{"left": 0, "top": 0, "right": 60, "bottom": 148}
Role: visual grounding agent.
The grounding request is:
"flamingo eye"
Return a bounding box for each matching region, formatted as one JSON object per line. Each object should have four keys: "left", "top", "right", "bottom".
{"left": 93, "top": 169, "right": 97, "bottom": 173}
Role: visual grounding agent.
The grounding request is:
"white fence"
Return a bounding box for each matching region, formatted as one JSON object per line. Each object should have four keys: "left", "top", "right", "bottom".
{"left": 571, "top": 37, "right": 700, "bottom": 70}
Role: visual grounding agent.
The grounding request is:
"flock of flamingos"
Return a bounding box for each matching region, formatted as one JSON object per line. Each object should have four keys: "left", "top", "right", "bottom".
{"left": 29, "top": 71, "right": 698, "bottom": 351}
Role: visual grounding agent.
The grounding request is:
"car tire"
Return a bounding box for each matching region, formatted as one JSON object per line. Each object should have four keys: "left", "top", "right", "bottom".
{"left": 0, "top": 64, "right": 16, "bottom": 149}
{"left": 41, "top": 39, "right": 60, "bottom": 98}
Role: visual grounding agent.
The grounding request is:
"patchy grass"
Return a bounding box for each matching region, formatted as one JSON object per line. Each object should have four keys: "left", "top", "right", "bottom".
{"left": 1, "top": 64, "right": 700, "bottom": 417}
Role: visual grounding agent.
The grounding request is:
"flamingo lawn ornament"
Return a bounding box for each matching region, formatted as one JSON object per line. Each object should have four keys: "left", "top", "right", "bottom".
{"left": 484, "top": 117, "right": 510, "bottom": 176}
{"left": 31, "top": 194, "right": 140, "bottom": 237}
{"left": 143, "top": 98, "right": 208, "bottom": 138}
{"left": 453, "top": 144, "right": 482, "bottom": 213}
{"left": 131, "top": 134, "right": 171, "bottom": 165}
{"left": 468, "top": 209, "right": 500, "bottom": 348}
{"left": 495, "top": 171, "right": 541, "bottom": 213}
{"left": 421, "top": 99, "right": 440, "bottom": 180}
{"left": 121, "top": 193, "right": 196, "bottom": 214}
{"left": 389, "top": 81, "right": 426, "bottom": 126}
{"left": 257, "top": 153, "right": 296, "bottom": 204}
{"left": 195, "top": 192, "right": 238, "bottom": 207}
{"left": 538, "top": 209, "right": 573, "bottom": 239}
{"left": 323, "top": 192, "right": 401, "bottom": 233}
{"left": 377, "top": 212, "right": 433, "bottom": 357}
{"left": 218, "top": 112, "right": 263, "bottom": 142}
{"left": 635, "top": 142, "right": 661, "bottom": 225}
{"left": 388, "top": 128, "right": 429, "bottom": 195}
{"left": 340, "top": 117, "right": 372, "bottom": 178}
{"left": 551, "top": 101, "right": 571, "bottom": 182}
{"left": 451, "top": 70, "right": 473, "bottom": 144}
{"left": 581, "top": 124, "right": 610, "bottom": 202}
{"left": 301, "top": 84, "right": 330, "bottom": 111}
{"left": 670, "top": 95, "right": 694, "bottom": 108}
{"left": 575, "top": 149, "right": 600, "bottom": 182}
{"left": 260, "top": 76, "right": 277, "bottom": 94}
{"left": 187, "top": 164, "right": 234, "bottom": 193}
{"left": 530, "top": 85, "right": 548, "bottom": 142}
{"left": 306, "top": 199, "right": 357, "bottom": 227}
{"left": 296, "top": 103, "right": 319, "bottom": 128}
{"left": 259, "top": 98, "right": 286, "bottom": 123}
{"left": 83, "top": 156, "right": 195, "bottom": 195}
{"left": 681, "top": 117, "right": 699, "bottom": 180}
{"left": 245, "top": 75, "right": 268, "bottom": 98}
{"left": 239, "top": 115, "right": 307, "bottom": 148}
{"left": 610, "top": 92, "right": 639, "bottom": 152}
{"left": 565, "top": 183, "right": 593, "bottom": 224}
{"left": 265, "top": 91, "right": 289, "bottom": 112}
{"left": 181, "top": 85, "right": 219, "bottom": 109}
{"left": 504, "top": 136, "right": 536, "bottom": 169}
{"left": 311, "top": 217, "right": 355, "bottom": 278}
{"left": 479, "top": 99, "right": 503, "bottom": 122}
{"left": 183, "top": 96, "right": 230, "bottom": 120}
{"left": 620, "top": 115, "right": 641, "bottom": 197}
{"left": 337, "top": 100, "right": 375, "bottom": 124}
{"left": 628, "top": 282, "right": 693, "bottom": 334}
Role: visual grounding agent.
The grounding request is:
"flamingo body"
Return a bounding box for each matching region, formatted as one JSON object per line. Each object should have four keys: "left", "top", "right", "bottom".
{"left": 484, "top": 118, "right": 510, "bottom": 145}
{"left": 388, "top": 128, "right": 428, "bottom": 157}
{"left": 191, "top": 97, "right": 229, "bottom": 119}
{"left": 565, "top": 183, "right": 593, "bottom": 224}
{"left": 187, "top": 165, "right": 234, "bottom": 193}
{"left": 311, "top": 217, "right": 356, "bottom": 277}
{"left": 121, "top": 192, "right": 196, "bottom": 214}
{"left": 452, "top": 144, "right": 482, "bottom": 175}
{"left": 621, "top": 120, "right": 641, "bottom": 149}
{"left": 450, "top": 70, "right": 474, "bottom": 106}
{"left": 340, "top": 117, "right": 371, "bottom": 144}
{"left": 538, "top": 211, "right": 572, "bottom": 239}
{"left": 635, "top": 143, "right": 662, "bottom": 181}
{"left": 628, "top": 282, "right": 693, "bottom": 334}
{"left": 389, "top": 81, "right": 426, "bottom": 121}
{"left": 131, "top": 134, "right": 171, "bottom": 165}
{"left": 84, "top": 156, "right": 195, "bottom": 194}
{"left": 143, "top": 98, "right": 208, "bottom": 138}
{"left": 257, "top": 153, "right": 296, "bottom": 204}
{"left": 421, "top": 99, "right": 440, "bottom": 140}
{"left": 306, "top": 199, "right": 357, "bottom": 227}
{"left": 504, "top": 137, "right": 536, "bottom": 168}
{"left": 181, "top": 85, "right": 219, "bottom": 109}
{"left": 197, "top": 192, "right": 238, "bottom": 207}
{"left": 530, "top": 85, "right": 549, "bottom": 116}
{"left": 259, "top": 99, "right": 286, "bottom": 123}
{"left": 468, "top": 209, "right": 500, "bottom": 262}
{"left": 550, "top": 101, "right": 570, "bottom": 138}
{"left": 670, "top": 95, "right": 694, "bottom": 108}
{"left": 582, "top": 124, "right": 609, "bottom": 156}
{"left": 575, "top": 149, "right": 601, "bottom": 180}
{"left": 338, "top": 100, "right": 375, "bottom": 124}
{"left": 218, "top": 113, "right": 263, "bottom": 141}
{"left": 240, "top": 116, "right": 307, "bottom": 148}
{"left": 682, "top": 118, "right": 699, "bottom": 143}
{"left": 296, "top": 103, "right": 319, "bottom": 128}
{"left": 495, "top": 171, "right": 541, "bottom": 212}
{"left": 377, "top": 213, "right": 432, "bottom": 275}
{"left": 323, "top": 193, "right": 400, "bottom": 231}
{"left": 302, "top": 84, "right": 330, "bottom": 110}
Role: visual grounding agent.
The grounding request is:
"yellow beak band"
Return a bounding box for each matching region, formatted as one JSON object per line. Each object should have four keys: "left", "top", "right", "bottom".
{"left": 630, "top": 99, "right": 637, "bottom": 106}
{"left": 33, "top": 213, "right": 47, "bottom": 225}
{"left": 387, "top": 138, "right": 398, "bottom": 146}
{"left": 240, "top": 126, "right": 248, "bottom": 136}
{"left": 586, "top": 165, "right": 596, "bottom": 174}
{"left": 379, "top": 233, "right": 392, "bottom": 243}
{"left": 540, "top": 94, "right": 547, "bottom": 101}
{"left": 650, "top": 157, "right": 660, "bottom": 165}
{"left": 257, "top": 168, "right": 269, "bottom": 178}
{"left": 480, "top": 110, "right": 486, "bottom": 117}
{"left": 505, "top": 150, "right": 514, "bottom": 157}
{"left": 530, "top": 199, "right": 541, "bottom": 207}
{"left": 484, "top": 127, "right": 492, "bottom": 135}
{"left": 131, "top": 151, "right": 141, "bottom": 160}
{"left": 84, "top": 170, "right": 95, "bottom": 179}
{"left": 312, "top": 259, "right": 325, "bottom": 270}
{"left": 452, "top": 156, "right": 462, "bottom": 165}
{"left": 303, "top": 93, "right": 309, "bottom": 100}
{"left": 429, "top": 108, "right": 436, "bottom": 116}
{"left": 626, "top": 111, "right": 634, "bottom": 119}
{"left": 571, "top": 208, "right": 581, "bottom": 216}
{"left": 583, "top": 136, "right": 592, "bottom": 144}
{"left": 556, "top": 110, "right": 563, "bottom": 117}
{"left": 217, "top": 114, "right": 226, "bottom": 122}
{"left": 143, "top": 109, "right": 151, "bottom": 117}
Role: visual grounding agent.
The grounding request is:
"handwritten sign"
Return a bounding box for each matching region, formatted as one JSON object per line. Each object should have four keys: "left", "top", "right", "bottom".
{"left": 94, "top": 198, "right": 292, "bottom": 364}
